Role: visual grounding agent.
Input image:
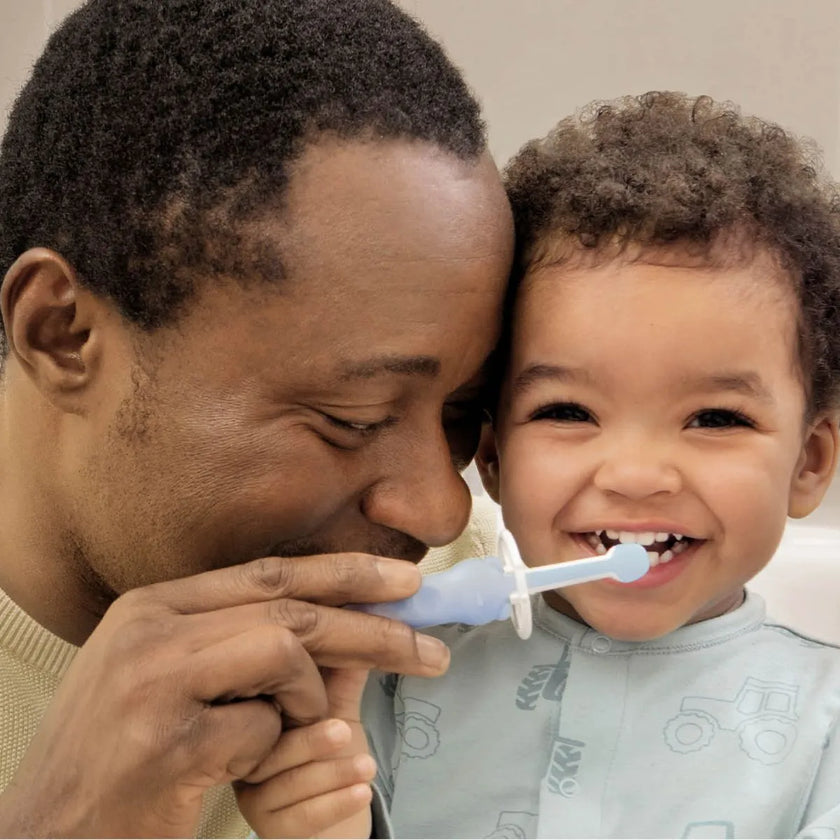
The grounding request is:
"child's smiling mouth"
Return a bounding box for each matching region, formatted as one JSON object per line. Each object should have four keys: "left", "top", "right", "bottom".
{"left": 580, "top": 530, "right": 698, "bottom": 567}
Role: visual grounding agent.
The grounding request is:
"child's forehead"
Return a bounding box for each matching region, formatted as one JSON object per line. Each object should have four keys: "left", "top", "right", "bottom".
{"left": 518, "top": 255, "right": 791, "bottom": 314}
{"left": 516, "top": 238, "right": 796, "bottom": 309}
{"left": 499, "top": 236, "right": 808, "bottom": 399}
{"left": 508, "top": 250, "right": 803, "bottom": 382}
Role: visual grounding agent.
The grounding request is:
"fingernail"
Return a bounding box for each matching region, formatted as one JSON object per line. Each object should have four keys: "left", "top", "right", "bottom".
{"left": 324, "top": 719, "right": 351, "bottom": 744}
{"left": 350, "top": 782, "right": 374, "bottom": 802}
{"left": 353, "top": 753, "right": 377, "bottom": 777}
{"left": 376, "top": 559, "right": 421, "bottom": 592}
{"left": 416, "top": 635, "right": 450, "bottom": 671}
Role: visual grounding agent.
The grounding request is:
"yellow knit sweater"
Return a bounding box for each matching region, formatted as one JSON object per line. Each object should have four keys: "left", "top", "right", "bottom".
{"left": 0, "top": 586, "right": 251, "bottom": 838}
{"left": 0, "top": 496, "right": 497, "bottom": 838}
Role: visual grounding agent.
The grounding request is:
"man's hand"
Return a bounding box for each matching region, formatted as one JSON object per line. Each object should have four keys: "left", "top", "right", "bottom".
{"left": 0, "top": 554, "right": 447, "bottom": 838}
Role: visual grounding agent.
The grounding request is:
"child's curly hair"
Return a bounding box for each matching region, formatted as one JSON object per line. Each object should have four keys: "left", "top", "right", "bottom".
{"left": 503, "top": 91, "right": 840, "bottom": 415}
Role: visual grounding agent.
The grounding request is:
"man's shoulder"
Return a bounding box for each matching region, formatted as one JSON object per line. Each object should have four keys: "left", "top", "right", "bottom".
{"left": 421, "top": 494, "right": 499, "bottom": 574}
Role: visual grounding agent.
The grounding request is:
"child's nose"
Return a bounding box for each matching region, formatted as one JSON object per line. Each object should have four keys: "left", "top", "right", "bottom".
{"left": 592, "top": 434, "right": 682, "bottom": 500}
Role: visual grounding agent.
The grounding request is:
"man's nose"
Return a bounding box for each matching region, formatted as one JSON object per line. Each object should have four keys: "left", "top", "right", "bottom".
{"left": 362, "top": 428, "right": 472, "bottom": 548}
{"left": 592, "top": 433, "right": 682, "bottom": 500}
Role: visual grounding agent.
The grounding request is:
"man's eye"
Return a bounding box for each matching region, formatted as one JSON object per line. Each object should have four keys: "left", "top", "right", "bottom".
{"left": 687, "top": 408, "right": 755, "bottom": 429}
{"left": 530, "top": 402, "right": 594, "bottom": 423}
{"left": 323, "top": 413, "right": 394, "bottom": 435}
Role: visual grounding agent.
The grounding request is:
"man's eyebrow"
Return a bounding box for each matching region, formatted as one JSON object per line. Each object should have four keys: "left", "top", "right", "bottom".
{"left": 337, "top": 355, "right": 441, "bottom": 381}
{"left": 511, "top": 364, "right": 590, "bottom": 395}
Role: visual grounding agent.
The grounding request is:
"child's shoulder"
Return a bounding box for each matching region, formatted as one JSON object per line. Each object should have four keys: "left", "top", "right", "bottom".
{"left": 756, "top": 614, "right": 840, "bottom": 656}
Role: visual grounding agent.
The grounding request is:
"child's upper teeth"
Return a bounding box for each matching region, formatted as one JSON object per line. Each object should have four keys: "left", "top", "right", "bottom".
{"left": 590, "top": 529, "right": 692, "bottom": 551}
{"left": 618, "top": 531, "right": 656, "bottom": 546}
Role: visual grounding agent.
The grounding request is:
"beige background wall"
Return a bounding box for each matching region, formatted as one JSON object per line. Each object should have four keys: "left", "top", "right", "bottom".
{"left": 0, "top": 0, "right": 82, "bottom": 132}
{"left": 4, "top": 1, "right": 840, "bottom": 172}
{"left": 2, "top": 0, "right": 840, "bottom": 526}
{"left": 396, "top": 0, "right": 840, "bottom": 175}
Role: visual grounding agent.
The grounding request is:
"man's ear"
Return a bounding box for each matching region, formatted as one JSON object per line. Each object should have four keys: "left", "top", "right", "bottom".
{"left": 475, "top": 421, "right": 501, "bottom": 503}
{"left": 788, "top": 413, "right": 840, "bottom": 518}
{"left": 1, "top": 248, "right": 101, "bottom": 408}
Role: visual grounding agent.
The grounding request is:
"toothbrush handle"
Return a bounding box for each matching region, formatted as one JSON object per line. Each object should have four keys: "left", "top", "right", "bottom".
{"left": 522, "top": 558, "right": 613, "bottom": 592}
{"left": 349, "top": 557, "right": 515, "bottom": 628}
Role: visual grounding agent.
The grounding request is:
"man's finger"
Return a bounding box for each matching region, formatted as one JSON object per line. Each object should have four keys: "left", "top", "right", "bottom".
{"left": 132, "top": 553, "right": 422, "bottom": 614}
{"left": 190, "top": 626, "right": 329, "bottom": 725}
{"left": 184, "top": 599, "right": 450, "bottom": 677}
{"left": 184, "top": 699, "right": 285, "bottom": 785}
{"left": 278, "top": 603, "right": 451, "bottom": 675}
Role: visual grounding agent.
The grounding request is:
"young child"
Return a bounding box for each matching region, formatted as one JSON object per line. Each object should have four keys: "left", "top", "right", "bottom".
{"left": 240, "top": 92, "right": 840, "bottom": 838}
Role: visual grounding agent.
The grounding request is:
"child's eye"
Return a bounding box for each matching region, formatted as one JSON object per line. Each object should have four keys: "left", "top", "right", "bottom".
{"left": 687, "top": 408, "right": 755, "bottom": 429}
{"left": 530, "top": 402, "right": 595, "bottom": 423}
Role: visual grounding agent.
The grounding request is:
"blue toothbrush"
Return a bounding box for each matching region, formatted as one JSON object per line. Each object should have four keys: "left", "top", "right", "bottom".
{"left": 352, "top": 527, "right": 649, "bottom": 639}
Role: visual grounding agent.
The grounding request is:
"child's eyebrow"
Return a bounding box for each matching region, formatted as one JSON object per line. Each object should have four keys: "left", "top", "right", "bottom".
{"left": 512, "top": 365, "right": 775, "bottom": 404}
{"left": 683, "top": 372, "right": 775, "bottom": 404}
{"left": 511, "top": 363, "right": 590, "bottom": 395}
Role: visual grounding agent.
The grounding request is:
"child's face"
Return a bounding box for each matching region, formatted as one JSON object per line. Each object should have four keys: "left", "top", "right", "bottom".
{"left": 479, "top": 254, "right": 838, "bottom": 641}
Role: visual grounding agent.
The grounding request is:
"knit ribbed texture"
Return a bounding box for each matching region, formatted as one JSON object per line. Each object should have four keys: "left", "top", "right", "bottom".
{"left": 420, "top": 493, "right": 500, "bottom": 574}
{"left": 0, "top": 586, "right": 250, "bottom": 838}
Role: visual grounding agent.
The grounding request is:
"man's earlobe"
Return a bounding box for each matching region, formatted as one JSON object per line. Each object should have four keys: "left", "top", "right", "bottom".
{"left": 789, "top": 414, "right": 840, "bottom": 518}
{"left": 1, "top": 248, "right": 99, "bottom": 402}
{"left": 475, "top": 422, "right": 502, "bottom": 503}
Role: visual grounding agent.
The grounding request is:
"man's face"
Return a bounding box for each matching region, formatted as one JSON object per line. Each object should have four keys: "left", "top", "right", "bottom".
{"left": 67, "top": 139, "right": 512, "bottom": 597}
{"left": 489, "top": 255, "right": 833, "bottom": 642}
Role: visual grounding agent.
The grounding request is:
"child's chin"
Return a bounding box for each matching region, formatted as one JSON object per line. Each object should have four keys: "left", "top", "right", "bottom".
{"left": 545, "top": 592, "right": 688, "bottom": 641}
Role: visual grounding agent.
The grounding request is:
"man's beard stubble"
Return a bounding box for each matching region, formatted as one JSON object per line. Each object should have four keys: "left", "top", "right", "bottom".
{"left": 265, "top": 527, "right": 428, "bottom": 565}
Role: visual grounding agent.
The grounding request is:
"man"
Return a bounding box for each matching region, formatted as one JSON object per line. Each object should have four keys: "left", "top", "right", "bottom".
{"left": 0, "top": 0, "right": 513, "bottom": 836}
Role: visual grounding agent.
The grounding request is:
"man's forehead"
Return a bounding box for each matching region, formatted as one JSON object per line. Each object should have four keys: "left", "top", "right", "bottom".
{"left": 277, "top": 140, "right": 508, "bottom": 247}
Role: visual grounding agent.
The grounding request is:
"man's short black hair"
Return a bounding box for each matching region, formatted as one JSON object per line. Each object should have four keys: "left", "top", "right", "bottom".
{"left": 0, "top": 0, "right": 485, "bottom": 345}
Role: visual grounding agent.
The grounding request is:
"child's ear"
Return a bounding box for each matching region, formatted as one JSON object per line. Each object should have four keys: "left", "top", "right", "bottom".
{"left": 475, "top": 421, "right": 501, "bottom": 503}
{"left": 1, "top": 248, "right": 101, "bottom": 411}
{"left": 788, "top": 413, "right": 840, "bottom": 518}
